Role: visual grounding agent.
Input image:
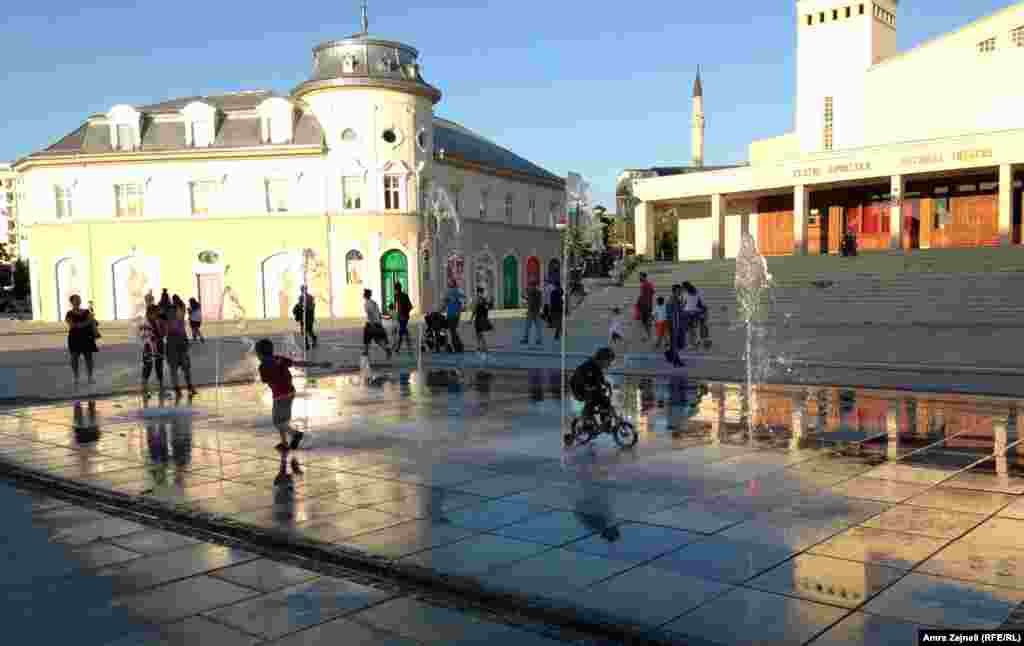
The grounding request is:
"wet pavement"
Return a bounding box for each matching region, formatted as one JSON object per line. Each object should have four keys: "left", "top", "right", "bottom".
{"left": 0, "top": 480, "right": 609, "bottom": 645}
{"left": 2, "top": 369, "right": 1024, "bottom": 644}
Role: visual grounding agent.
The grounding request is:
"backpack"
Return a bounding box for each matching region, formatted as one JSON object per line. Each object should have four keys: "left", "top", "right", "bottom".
{"left": 550, "top": 286, "right": 564, "bottom": 311}
{"left": 569, "top": 365, "right": 587, "bottom": 400}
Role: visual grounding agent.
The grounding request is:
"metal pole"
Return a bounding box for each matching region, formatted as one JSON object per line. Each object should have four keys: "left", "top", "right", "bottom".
{"left": 561, "top": 227, "right": 567, "bottom": 432}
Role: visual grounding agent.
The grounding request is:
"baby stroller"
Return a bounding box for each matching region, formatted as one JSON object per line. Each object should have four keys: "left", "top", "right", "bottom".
{"left": 422, "top": 311, "right": 453, "bottom": 353}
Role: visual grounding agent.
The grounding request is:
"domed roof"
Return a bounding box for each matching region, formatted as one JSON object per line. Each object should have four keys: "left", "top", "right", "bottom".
{"left": 292, "top": 13, "right": 441, "bottom": 104}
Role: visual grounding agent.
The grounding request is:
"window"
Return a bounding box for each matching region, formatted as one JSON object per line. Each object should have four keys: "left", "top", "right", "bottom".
{"left": 550, "top": 201, "right": 560, "bottom": 228}
{"left": 979, "top": 37, "right": 996, "bottom": 53}
{"left": 114, "top": 184, "right": 144, "bottom": 218}
{"left": 265, "top": 178, "right": 289, "bottom": 213}
{"left": 504, "top": 193, "right": 514, "bottom": 222}
{"left": 806, "top": 15, "right": 812, "bottom": 26}
{"left": 819, "top": 12, "right": 825, "bottom": 23}
{"left": 479, "top": 189, "right": 489, "bottom": 219}
{"left": 832, "top": 9, "right": 838, "bottom": 20}
{"left": 383, "top": 175, "right": 401, "bottom": 211}
{"left": 529, "top": 197, "right": 537, "bottom": 226}
{"left": 191, "top": 119, "right": 214, "bottom": 147}
{"left": 116, "top": 124, "right": 136, "bottom": 151}
{"left": 345, "top": 250, "right": 364, "bottom": 285}
{"left": 341, "top": 176, "right": 364, "bottom": 210}
{"left": 416, "top": 129, "right": 429, "bottom": 152}
{"left": 1013, "top": 26, "right": 1024, "bottom": 48}
{"left": 341, "top": 128, "right": 357, "bottom": 144}
{"left": 190, "top": 180, "right": 220, "bottom": 216}
{"left": 846, "top": 6, "right": 851, "bottom": 18}
{"left": 54, "top": 186, "right": 72, "bottom": 219}
{"left": 823, "top": 96, "right": 834, "bottom": 151}
{"left": 859, "top": 3, "right": 865, "bottom": 15}
{"left": 382, "top": 129, "right": 397, "bottom": 144}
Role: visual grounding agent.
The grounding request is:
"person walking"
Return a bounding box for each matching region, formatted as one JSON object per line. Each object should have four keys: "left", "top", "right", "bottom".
{"left": 294, "top": 286, "right": 318, "bottom": 350}
{"left": 187, "top": 298, "right": 204, "bottom": 343}
{"left": 636, "top": 272, "right": 655, "bottom": 341}
{"left": 470, "top": 286, "right": 493, "bottom": 357}
{"left": 549, "top": 280, "right": 564, "bottom": 343}
{"left": 139, "top": 304, "right": 165, "bottom": 395}
{"left": 390, "top": 282, "right": 415, "bottom": 354}
{"left": 653, "top": 296, "right": 669, "bottom": 351}
{"left": 682, "top": 282, "right": 704, "bottom": 351}
{"left": 444, "top": 281, "right": 465, "bottom": 353}
{"left": 65, "top": 294, "right": 98, "bottom": 387}
{"left": 521, "top": 282, "right": 543, "bottom": 346}
{"left": 163, "top": 297, "right": 197, "bottom": 399}
{"left": 362, "top": 289, "right": 391, "bottom": 360}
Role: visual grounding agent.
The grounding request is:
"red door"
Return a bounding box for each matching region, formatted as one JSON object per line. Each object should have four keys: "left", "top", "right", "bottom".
{"left": 196, "top": 273, "right": 224, "bottom": 320}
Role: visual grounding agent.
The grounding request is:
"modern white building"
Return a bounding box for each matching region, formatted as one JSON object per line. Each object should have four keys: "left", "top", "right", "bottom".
{"left": 623, "top": 1, "right": 1024, "bottom": 262}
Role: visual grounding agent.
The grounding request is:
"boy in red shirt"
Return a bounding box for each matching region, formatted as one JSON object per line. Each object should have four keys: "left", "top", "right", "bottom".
{"left": 255, "top": 339, "right": 330, "bottom": 452}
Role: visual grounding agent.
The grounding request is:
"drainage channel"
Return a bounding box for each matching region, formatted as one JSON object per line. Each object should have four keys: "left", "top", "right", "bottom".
{"left": 0, "top": 458, "right": 680, "bottom": 646}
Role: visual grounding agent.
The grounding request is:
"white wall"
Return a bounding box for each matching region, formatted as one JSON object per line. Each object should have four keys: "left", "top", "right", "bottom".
{"left": 429, "top": 163, "right": 564, "bottom": 228}
{"left": 863, "top": 3, "right": 1024, "bottom": 146}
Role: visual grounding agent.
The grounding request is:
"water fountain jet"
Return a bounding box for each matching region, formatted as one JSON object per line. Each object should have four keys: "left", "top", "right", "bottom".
{"left": 734, "top": 233, "right": 771, "bottom": 437}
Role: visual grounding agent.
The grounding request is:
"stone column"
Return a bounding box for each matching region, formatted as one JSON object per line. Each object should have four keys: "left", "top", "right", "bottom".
{"left": 794, "top": 185, "right": 808, "bottom": 255}
{"left": 1000, "top": 164, "right": 1013, "bottom": 246}
{"left": 711, "top": 194, "right": 726, "bottom": 259}
{"left": 635, "top": 201, "right": 655, "bottom": 258}
{"left": 890, "top": 175, "right": 904, "bottom": 250}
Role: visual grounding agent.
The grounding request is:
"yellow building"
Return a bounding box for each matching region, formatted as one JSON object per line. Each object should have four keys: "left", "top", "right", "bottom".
{"left": 623, "top": 1, "right": 1024, "bottom": 262}
{"left": 14, "top": 13, "right": 565, "bottom": 322}
{"left": 0, "top": 162, "right": 19, "bottom": 261}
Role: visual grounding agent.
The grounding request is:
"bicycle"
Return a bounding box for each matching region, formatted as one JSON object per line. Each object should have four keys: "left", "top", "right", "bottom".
{"left": 564, "top": 385, "right": 638, "bottom": 449}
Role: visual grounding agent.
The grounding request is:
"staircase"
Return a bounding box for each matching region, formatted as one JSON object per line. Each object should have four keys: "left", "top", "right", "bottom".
{"left": 569, "top": 247, "right": 1024, "bottom": 335}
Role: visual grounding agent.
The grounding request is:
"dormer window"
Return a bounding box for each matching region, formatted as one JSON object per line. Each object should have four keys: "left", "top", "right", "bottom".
{"left": 183, "top": 102, "right": 217, "bottom": 147}
{"left": 978, "top": 37, "right": 996, "bottom": 53}
{"left": 108, "top": 104, "right": 141, "bottom": 151}
{"left": 257, "top": 98, "right": 294, "bottom": 145}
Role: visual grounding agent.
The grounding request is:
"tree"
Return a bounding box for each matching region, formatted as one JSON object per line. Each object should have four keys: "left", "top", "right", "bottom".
{"left": 13, "top": 259, "right": 29, "bottom": 300}
{"left": 560, "top": 224, "right": 590, "bottom": 263}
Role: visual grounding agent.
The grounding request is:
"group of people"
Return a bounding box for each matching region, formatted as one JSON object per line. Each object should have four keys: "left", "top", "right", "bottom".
{"left": 63, "top": 289, "right": 205, "bottom": 390}
{"left": 137, "top": 289, "right": 204, "bottom": 398}
{"left": 633, "top": 272, "right": 710, "bottom": 366}
{"left": 361, "top": 282, "right": 417, "bottom": 359}
{"left": 520, "top": 278, "right": 565, "bottom": 346}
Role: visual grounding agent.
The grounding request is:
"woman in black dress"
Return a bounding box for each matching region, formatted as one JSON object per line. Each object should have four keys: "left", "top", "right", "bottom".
{"left": 65, "top": 294, "right": 98, "bottom": 386}
{"left": 470, "top": 287, "right": 493, "bottom": 356}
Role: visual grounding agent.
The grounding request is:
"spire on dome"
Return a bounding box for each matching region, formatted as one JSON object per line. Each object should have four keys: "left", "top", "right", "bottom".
{"left": 360, "top": 0, "right": 369, "bottom": 35}
{"left": 692, "top": 65, "right": 703, "bottom": 98}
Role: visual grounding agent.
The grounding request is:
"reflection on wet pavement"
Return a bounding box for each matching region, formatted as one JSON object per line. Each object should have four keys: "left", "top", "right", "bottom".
{"left": 3, "top": 369, "right": 1024, "bottom": 643}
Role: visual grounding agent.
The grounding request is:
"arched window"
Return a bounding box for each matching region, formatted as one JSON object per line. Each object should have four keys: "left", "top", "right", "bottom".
{"left": 341, "top": 128, "right": 358, "bottom": 143}
{"left": 504, "top": 194, "right": 514, "bottom": 222}
{"left": 345, "top": 250, "right": 364, "bottom": 285}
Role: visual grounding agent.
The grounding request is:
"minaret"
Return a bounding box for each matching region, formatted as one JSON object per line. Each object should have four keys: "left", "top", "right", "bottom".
{"left": 692, "top": 66, "right": 705, "bottom": 168}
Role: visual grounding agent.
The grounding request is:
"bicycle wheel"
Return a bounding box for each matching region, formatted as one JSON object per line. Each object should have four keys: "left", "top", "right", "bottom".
{"left": 613, "top": 419, "right": 638, "bottom": 448}
{"left": 569, "top": 417, "right": 595, "bottom": 447}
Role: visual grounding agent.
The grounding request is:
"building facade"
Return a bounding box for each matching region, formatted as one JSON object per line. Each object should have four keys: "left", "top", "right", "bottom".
{"left": 15, "top": 21, "right": 565, "bottom": 322}
{"left": 0, "top": 162, "right": 19, "bottom": 262}
{"left": 626, "top": 1, "right": 1024, "bottom": 262}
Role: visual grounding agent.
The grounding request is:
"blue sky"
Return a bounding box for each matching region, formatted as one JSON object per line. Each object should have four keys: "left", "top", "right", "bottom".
{"left": 0, "top": 0, "right": 1014, "bottom": 209}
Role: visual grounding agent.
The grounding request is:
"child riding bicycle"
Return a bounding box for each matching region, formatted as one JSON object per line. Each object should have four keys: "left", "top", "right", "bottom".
{"left": 567, "top": 348, "right": 617, "bottom": 445}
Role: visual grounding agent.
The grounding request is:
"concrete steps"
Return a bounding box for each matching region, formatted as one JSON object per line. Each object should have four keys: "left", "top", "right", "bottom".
{"left": 570, "top": 248, "right": 1024, "bottom": 332}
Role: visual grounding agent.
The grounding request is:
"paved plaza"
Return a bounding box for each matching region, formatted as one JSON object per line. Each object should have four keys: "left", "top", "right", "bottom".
{"left": 3, "top": 482, "right": 596, "bottom": 645}
{"left": 2, "top": 369, "right": 1024, "bottom": 644}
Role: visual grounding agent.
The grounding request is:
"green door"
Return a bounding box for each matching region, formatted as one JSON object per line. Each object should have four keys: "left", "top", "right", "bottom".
{"left": 503, "top": 256, "right": 519, "bottom": 309}
{"left": 380, "top": 250, "right": 409, "bottom": 314}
